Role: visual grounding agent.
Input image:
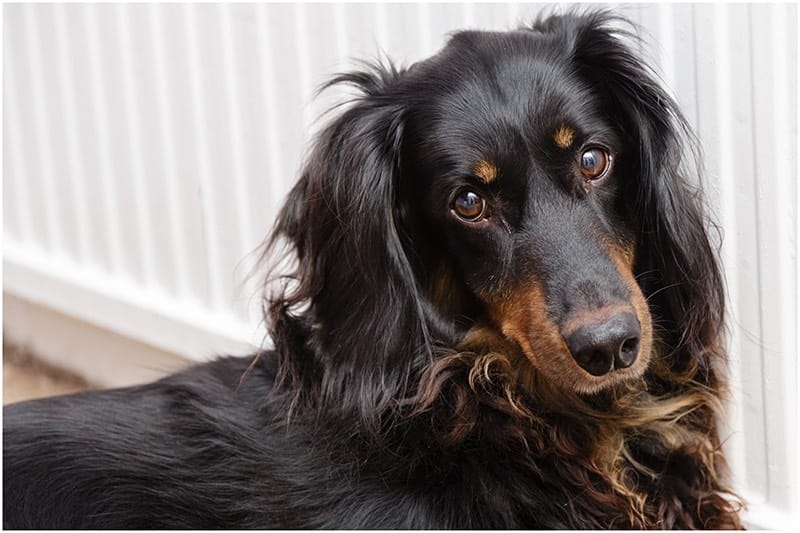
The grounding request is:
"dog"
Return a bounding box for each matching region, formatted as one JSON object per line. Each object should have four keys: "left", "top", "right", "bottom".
{"left": 4, "top": 11, "right": 743, "bottom": 529}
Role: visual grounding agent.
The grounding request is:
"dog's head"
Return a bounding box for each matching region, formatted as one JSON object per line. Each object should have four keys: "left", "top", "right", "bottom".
{"left": 399, "top": 23, "right": 658, "bottom": 396}
{"left": 267, "top": 11, "right": 725, "bottom": 426}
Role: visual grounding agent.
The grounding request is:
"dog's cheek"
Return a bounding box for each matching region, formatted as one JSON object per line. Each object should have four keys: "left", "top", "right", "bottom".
{"left": 487, "top": 281, "right": 582, "bottom": 391}
{"left": 447, "top": 224, "right": 514, "bottom": 298}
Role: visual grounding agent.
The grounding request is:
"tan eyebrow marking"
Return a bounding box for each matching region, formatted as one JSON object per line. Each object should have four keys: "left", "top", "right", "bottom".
{"left": 473, "top": 159, "right": 499, "bottom": 183}
{"left": 553, "top": 125, "right": 575, "bottom": 149}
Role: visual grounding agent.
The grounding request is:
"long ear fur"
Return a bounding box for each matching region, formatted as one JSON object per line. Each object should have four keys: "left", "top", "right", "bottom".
{"left": 543, "top": 12, "right": 728, "bottom": 389}
{"left": 263, "top": 64, "right": 432, "bottom": 437}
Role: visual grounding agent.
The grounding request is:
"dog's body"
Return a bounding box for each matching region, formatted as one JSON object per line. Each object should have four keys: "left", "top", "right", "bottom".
{"left": 6, "top": 355, "right": 461, "bottom": 529}
{"left": 5, "top": 354, "right": 645, "bottom": 529}
{"left": 4, "top": 12, "right": 743, "bottom": 529}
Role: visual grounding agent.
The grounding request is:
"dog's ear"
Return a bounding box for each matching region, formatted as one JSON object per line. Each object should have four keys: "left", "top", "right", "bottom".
{"left": 565, "top": 13, "right": 726, "bottom": 384}
{"left": 265, "top": 64, "right": 432, "bottom": 435}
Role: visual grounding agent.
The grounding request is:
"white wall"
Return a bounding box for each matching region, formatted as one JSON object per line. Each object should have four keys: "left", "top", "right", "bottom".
{"left": 3, "top": 3, "right": 797, "bottom": 528}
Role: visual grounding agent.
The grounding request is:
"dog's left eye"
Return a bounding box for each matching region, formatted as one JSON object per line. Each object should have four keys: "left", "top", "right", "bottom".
{"left": 579, "top": 147, "right": 612, "bottom": 180}
{"left": 452, "top": 190, "right": 488, "bottom": 222}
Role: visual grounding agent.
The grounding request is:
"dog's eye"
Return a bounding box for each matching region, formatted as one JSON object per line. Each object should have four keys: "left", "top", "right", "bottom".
{"left": 579, "top": 147, "right": 612, "bottom": 180}
{"left": 452, "top": 190, "right": 487, "bottom": 222}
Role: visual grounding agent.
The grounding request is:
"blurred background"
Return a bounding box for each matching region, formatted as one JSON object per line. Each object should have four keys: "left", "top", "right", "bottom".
{"left": 2, "top": 2, "right": 797, "bottom": 528}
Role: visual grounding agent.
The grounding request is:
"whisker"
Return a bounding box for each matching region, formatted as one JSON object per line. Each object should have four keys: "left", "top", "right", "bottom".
{"left": 645, "top": 281, "right": 685, "bottom": 302}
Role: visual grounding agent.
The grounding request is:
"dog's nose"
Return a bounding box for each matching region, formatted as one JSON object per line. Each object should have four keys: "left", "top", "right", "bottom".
{"left": 564, "top": 311, "right": 641, "bottom": 376}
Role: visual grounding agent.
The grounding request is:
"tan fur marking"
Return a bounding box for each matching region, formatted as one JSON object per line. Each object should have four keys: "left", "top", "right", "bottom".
{"left": 473, "top": 159, "right": 499, "bottom": 183}
{"left": 605, "top": 240, "right": 653, "bottom": 381}
{"left": 488, "top": 281, "right": 584, "bottom": 393}
{"left": 553, "top": 125, "right": 575, "bottom": 149}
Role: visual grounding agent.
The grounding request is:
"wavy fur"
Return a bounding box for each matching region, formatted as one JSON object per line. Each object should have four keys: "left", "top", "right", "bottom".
{"left": 262, "top": 11, "right": 742, "bottom": 528}
{"left": 4, "top": 10, "right": 742, "bottom": 529}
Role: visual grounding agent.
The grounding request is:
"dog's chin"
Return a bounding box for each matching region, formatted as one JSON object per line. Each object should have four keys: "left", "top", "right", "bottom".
{"left": 570, "top": 359, "right": 650, "bottom": 396}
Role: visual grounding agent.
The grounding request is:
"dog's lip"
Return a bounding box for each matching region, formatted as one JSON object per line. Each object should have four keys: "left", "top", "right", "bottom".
{"left": 572, "top": 360, "right": 649, "bottom": 395}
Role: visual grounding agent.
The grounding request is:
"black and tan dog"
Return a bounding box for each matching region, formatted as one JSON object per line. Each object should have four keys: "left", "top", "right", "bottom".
{"left": 4, "top": 11, "right": 743, "bottom": 529}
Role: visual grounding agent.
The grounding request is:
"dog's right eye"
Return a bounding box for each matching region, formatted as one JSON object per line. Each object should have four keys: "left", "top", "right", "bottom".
{"left": 452, "top": 190, "right": 487, "bottom": 222}
{"left": 579, "top": 147, "right": 612, "bottom": 180}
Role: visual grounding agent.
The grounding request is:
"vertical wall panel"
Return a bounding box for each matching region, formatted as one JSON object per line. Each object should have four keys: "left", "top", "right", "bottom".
{"left": 20, "top": 5, "right": 65, "bottom": 256}
{"left": 3, "top": 29, "right": 31, "bottom": 245}
{"left": 82, "top": 3, "right": 125, "bottom": 276}
{"left": 52, "top": 4, "right": 92, "bottom": 264}
{"left": 147, "top": 3, "right": 190, "bottom": 299}
{"left": 253, "top": 3, "right": 288, "bottom": 232}
{"left": 3, "top": 3, "right": 796, "bottom": 527}
{"left": 748, "top": 2, "right": 798, "bottom": 513}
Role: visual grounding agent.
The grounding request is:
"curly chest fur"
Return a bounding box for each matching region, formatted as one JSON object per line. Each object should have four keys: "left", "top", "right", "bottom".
{"left": 318, "top": 412, "right": 736, "bottom": 529}
{"left": 376, "top": 356, "right": 743, "bottom": 530}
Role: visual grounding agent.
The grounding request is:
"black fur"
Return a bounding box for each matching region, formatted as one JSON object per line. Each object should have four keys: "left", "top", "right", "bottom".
{"left": 4, "top": 11, "right": 741, "bottom": 529}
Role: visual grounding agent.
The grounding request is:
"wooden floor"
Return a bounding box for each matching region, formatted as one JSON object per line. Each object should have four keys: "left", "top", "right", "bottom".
{"left": 3, "top": 342, "right": 90, "bottom": 404}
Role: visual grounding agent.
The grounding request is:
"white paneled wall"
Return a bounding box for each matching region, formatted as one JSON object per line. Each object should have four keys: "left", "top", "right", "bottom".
{"left": 3, "top": 3, "right": 797, "bottom": 527}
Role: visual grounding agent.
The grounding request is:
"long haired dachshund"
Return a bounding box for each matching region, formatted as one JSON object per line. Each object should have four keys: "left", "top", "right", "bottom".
{"left": 4, "top": 11, "right": 743, "bottom": 529}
